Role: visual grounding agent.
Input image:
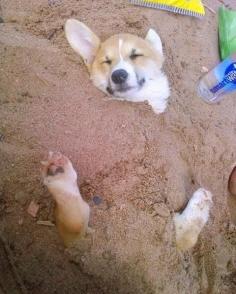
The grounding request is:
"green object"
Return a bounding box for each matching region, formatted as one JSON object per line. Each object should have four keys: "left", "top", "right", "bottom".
{"left": 219, "top": 6, "right": 236, "bottom": 60}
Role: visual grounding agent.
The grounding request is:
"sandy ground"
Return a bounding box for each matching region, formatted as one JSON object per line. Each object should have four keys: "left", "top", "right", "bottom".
{"left": 0, "top": 0, "right": 236, "bottom": 293}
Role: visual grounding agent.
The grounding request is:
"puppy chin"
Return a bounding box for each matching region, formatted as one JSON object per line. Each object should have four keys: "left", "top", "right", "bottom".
{"left": 107, "top": 78, "right": 145, "bottom": 97}
{"left": 106, "top": 87, "right": 135, "bottom": 99}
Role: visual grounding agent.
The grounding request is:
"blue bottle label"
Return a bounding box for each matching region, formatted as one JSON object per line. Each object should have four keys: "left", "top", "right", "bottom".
{"left": 210, "top": 58, "right": 236, "bottom": 94}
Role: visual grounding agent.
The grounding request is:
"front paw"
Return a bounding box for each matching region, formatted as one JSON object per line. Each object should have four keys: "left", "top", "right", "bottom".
{"left": 41, "top": 152, "right": 67, "bottom": 177}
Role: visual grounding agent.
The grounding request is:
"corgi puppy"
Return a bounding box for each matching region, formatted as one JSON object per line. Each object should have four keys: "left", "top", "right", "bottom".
{"left": 174, "top": 188, "right": 213, "bottom": 251}
{"left": 41, "top": 152, "right": 90, "bottom": 247}
{"left": 65, "top": 19, "right": 170, "bottom": 114}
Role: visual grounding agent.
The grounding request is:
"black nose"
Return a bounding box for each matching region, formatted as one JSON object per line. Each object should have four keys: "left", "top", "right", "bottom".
{"left": 111, "top": 69, "right": 128, "bottom": 84}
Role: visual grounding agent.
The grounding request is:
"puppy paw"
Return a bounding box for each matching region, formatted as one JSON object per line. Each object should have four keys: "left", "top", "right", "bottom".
{"left": 189, "top": 188, "right": 212, "bottom": 213}
{"left": 41, "top": 151, "right": 77, "bottom": 186}
{"left": 174, "top": 188, "right": 212, "bottom": 251}
{"left": 41, "top": 151, "right": 66, "bottom": 175}
{"left": 148, "top": 97, "right": 168, "bottom": 114}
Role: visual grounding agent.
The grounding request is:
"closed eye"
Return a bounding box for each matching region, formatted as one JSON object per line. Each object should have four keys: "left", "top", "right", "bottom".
{"left": 130, "top": 53, "right": 144, "bottom": 60}
{"left": 102, "top": 59, "right": 112, "bottom": 65}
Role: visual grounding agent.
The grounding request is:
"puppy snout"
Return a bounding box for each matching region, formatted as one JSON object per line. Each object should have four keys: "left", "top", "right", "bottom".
{"left": 111, "top": 69, "right": 128, "bottom": 84}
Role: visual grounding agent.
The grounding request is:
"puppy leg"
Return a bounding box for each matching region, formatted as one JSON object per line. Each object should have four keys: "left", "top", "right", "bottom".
{"left": 174, "top": 188, "right": 212, "bottom": 251}
{"left": 42, "top": 152, "right": 90, "bottom": 247}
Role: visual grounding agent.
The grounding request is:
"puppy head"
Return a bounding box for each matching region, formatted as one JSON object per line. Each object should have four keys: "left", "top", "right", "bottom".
{"left": 65, "top": 19, "right": 164, "bottom": 99}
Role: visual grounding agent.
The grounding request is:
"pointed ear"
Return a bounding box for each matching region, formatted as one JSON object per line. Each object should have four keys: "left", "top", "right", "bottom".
{"left": 65, "top": 19, "right": 100, "bottom": 68}
{"left": 145, "top": 28, "right": 163, "bottom": 56}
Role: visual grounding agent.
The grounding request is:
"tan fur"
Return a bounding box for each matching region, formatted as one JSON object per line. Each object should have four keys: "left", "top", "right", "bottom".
{"left": 91, "top": 33, "right": 163, "bottom": 79}
{"left": 55, "top": 203, "right": 85, "bottom": 247}
{"left": 42, "top": 152, "right": 90, "bottom": 247}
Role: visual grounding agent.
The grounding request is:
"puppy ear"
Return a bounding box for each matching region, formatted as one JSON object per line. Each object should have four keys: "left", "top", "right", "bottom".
{"left": 145, "top": 28, "right": 163, "bottom": 56}
{"left": 65, "top": 19, "right": 100, "bottom": 68}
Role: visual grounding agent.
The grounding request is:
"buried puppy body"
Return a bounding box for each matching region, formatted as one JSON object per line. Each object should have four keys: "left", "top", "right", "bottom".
{"left": 174, "top": 188, "right": 213, "bottom": 251}
{"left": 41, "top": 152, "right": 90, "bottom": 247}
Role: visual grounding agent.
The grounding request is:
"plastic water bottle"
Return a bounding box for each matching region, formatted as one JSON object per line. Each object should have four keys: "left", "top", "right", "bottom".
{"left": 197, "top": 53, "right": 236, "bottom": 103}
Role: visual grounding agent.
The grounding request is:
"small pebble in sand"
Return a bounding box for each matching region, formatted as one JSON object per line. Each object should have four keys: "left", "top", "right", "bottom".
{"left": 152, "top": 203, "right": 170, "bottom": 218}
{"left": 229, "top": 223, "right": 236, "bottom": 233}
{"left": 48, "top": 0, "right": 62, "bottom": 6}
{"left": 5, "top": 207, "right": 14, "bottom": 214}
{"left": 37, "top": 220, "right": 55, "bottom": 227}
{"left": 18, "top": 218, "right": 24, "bottom": 225}
{"left": 93, "top": 196, "right": 102, "bottom": 205}
{"left": 14, "top": 191, "right": 28, "bottom": 205}
{"left": 0, "top": 133, "right": 4, "bottom": 142}
{"left": 27, "top": 200, "right": 39, "bottom": 218}
{"left": 201, "top": 66, "right": 209, "bottom": 73}
{"left": 64, "top": 130, "right": 72, "bottom": 135}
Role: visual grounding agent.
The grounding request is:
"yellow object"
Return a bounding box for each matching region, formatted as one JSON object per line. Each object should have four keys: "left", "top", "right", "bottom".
{"left": 130, "top": 0, "right": 205, "bottom": 17}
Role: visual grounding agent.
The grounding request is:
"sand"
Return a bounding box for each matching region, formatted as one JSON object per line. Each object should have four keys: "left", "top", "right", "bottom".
{"left": 0, "top": 0, "right": 236, "bottom": 293}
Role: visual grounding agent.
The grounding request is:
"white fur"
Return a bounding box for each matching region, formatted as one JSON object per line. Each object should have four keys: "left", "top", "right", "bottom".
{"left": 42, "top": 153, "right": 85, "bottom": 206}
{"left": 113, "top": 71, "right": 169, "bottom": 114}
{"left": 145, "top": 28, "right": 163, "bottom": 56}
{"left": 65, "top": 19, "right": 100, "bottom": 66}
{"left": 174, "top": 188, "right": 213, "bottom": 251}
{"left": 93, "top": 64, "right": 170, "bottom": 114}
{"left": 119, "top": 38, "right": 123, "bottom": 60}
{"left": 43, "top": 160, "right": 78, "bottom": 193}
